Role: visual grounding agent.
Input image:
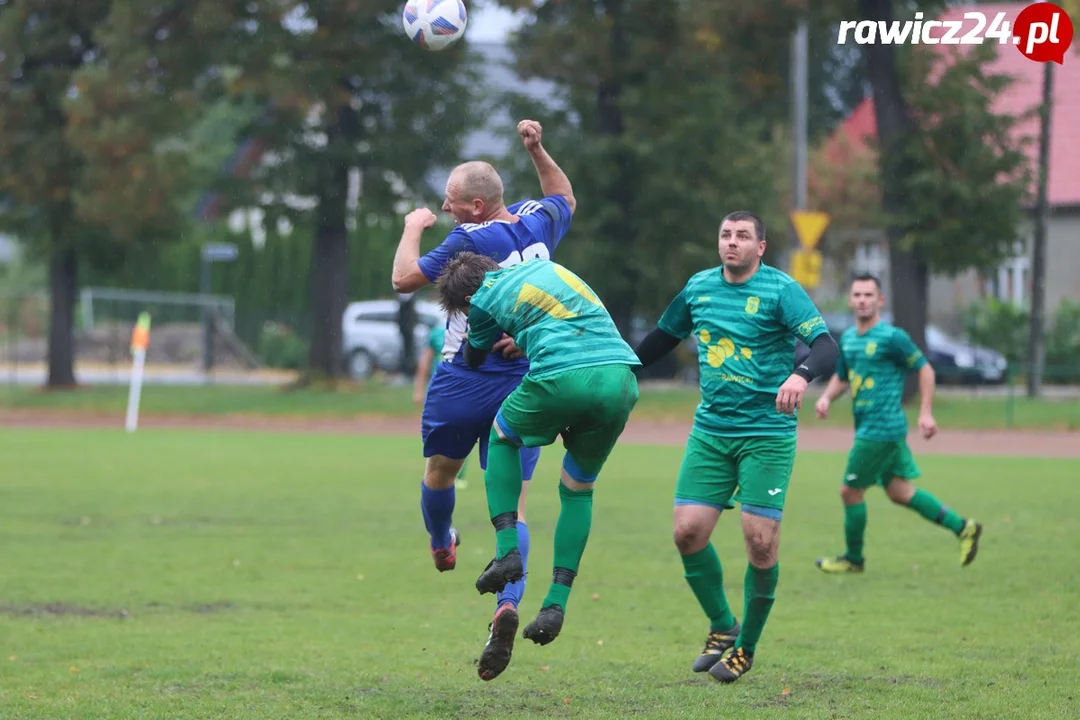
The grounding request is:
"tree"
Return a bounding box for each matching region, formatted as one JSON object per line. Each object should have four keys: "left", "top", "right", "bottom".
{"left": 0, "top": 1, "right": 217, "bottom": 387}
{"left": 492, "top": 0, "right": 784, "bottom": 328}
{"left": 856, "top": 0, "right": 1033, "bottom": 398}
{"left": 185, "top": 1, "right": 477, "bottom": 382}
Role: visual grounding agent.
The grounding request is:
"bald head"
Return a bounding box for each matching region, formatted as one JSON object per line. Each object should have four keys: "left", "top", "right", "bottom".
{"left": 448, "top": 161, "right": 504, "bottom": 204}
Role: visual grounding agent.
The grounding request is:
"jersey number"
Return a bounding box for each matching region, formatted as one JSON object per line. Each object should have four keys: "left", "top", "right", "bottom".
{"left": 498, "top": 242, "right": 550, "bottom": 268}
{"left": 513, "top": 265, "right": 603, "bottom": 320}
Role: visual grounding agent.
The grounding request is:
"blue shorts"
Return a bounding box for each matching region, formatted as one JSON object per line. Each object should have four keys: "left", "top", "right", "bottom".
{"left": 422, "top": 364, "right": 541, "bottom": 480}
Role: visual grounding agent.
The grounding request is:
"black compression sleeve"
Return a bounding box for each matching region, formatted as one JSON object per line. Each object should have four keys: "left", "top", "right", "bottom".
{"left": 635, "top": 327, "right": 682, "bottom": 368}
{"left": 465, "top": 343, "right": 488, "bottom": 368}
{"left": 793, "top": 332, "right": 839, "bottom": 382}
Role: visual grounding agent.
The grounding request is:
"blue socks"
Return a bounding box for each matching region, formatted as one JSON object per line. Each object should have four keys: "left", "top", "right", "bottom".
{"left": 420, "top": 482, "right": 455, "bottom": 550}
{"left": 497, "top": 520, "right": 530, "bottom": 608}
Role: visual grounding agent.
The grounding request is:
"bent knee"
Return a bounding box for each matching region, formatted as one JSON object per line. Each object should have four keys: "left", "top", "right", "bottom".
{"left": 424, "top": 456, "right": 463, "bottom": 489}
{"left": 840, "top": 485, "right": 865, "bottom": 504}
{"left": 886, "top": 479, "right": 915, "bottom": 504}
{"left": 673, "top": 523, "right": 710, "bottom": 555}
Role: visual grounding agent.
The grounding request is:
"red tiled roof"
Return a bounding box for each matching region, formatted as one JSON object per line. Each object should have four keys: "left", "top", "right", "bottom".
{"left": 830, "top": 2, "right": 1080, "bottom": 207}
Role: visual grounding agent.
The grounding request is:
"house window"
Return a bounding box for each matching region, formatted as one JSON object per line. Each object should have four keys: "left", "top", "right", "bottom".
{"left": 853, "top": 242, "right": 887, "bottom": 278}
{"left": 991, "top": 240, "right": 1029, "bottom": 307}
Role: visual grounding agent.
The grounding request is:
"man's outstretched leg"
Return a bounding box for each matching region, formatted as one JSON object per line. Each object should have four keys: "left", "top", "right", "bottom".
{"left": 420, "top": 371, "right": 482, "bottom": 572}
{"left": 476, "top": 420, "right": 530, "bottom": 681}
{"left": 672, "top": 431, "right": 741, "bottom": 673}
{"left": 522, "top": 452, "right": 596, "bottom": 647}
{"left": 816, "top": 484, "right": 868, "bottom": 574}
{"left": 475, "top": 417, "right": 528, "bottom": 596}
{"left": 495, "top": 449, "right": 538, "bottom": 611}
{"left": 884, "top": 478, "right": 982, "bottom": 567}
{"left": 710, "top": 508, "right": 781, "bottom": 684}
{"left": 420, "top": 455, "right": 465, "bottom": 571}
{"left": 480, "top": 464, "right": 533, "bottom": 681}
{"left": 710, "top": 436, "right": 794, "bottom": 684}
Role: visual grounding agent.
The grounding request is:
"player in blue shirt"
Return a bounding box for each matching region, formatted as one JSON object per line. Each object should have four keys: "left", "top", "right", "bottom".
{"left": 391, "top": 120, "right": 576, "bottom": 651}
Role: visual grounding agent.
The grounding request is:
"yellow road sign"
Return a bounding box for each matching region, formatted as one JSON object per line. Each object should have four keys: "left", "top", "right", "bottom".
{"left": 791, "top": 211, "right": 830, "bottom": 250}
{"left": 790, "top": 249, "right": 823, "bottom": 289}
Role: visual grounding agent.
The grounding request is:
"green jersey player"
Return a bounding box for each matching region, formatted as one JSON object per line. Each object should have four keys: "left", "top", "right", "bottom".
{"left": 435, "top": 251, "right": 640, "bottom": 681}
{"left": 634, "top": 210, "right": 839, "bottom": 684}
{"left": 814, "top": 273, "right": 982, "bottom": 574}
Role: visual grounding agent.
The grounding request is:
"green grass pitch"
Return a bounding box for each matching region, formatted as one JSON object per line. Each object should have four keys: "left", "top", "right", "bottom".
{"left": 1, "top": 428, "right": 1078, "bottom": 718}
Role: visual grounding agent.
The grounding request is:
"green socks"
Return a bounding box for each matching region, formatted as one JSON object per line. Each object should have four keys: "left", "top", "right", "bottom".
{"left": 844, "top": 502, "right": 868, "bottom": 564}
{"left": 680, "top": 544, "right": 736, "bottom": 632}
{"left": 485, "top": 429, "right": 523, "bottom": 558}
{"left": 736, "top": 563, "right": 779, "bottom": 654}
{"left": 907, "top": 488, "right": 965, "bottom": 535}
{"left": 542, "top": 483, "right": 593, "bottom": 610}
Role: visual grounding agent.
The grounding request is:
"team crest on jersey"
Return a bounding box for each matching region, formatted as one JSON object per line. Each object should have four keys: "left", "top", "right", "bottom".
{"left": 745, "top": 296, "right": 759, "bottom": 314}
{"left": 865, "top": 341, "right": 877, "bottom": 356}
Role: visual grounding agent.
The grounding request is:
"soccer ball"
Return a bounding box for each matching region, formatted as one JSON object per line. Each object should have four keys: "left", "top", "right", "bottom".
{"left": 402, "top": 0, "right": 468, "bottom": 51}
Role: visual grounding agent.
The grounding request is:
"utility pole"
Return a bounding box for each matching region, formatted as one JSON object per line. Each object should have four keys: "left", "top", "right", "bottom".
{"left": 1026, "top": 61, "right": 1053, "bottom": 398}
{"left": 792, "top": 17, "right": 809, "bottom": 216}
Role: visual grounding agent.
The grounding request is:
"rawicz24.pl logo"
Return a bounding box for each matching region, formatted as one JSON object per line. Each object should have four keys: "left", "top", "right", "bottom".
{"left": 837, "top": 2, "right": 1075, "bottom": 64}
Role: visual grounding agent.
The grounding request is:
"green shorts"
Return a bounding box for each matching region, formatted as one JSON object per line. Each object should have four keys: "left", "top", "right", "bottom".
{"left": 842, "top": 438, "right": 920, "bottom": 489}
{"left": 495, "top": 363, "right": 640, "bottom": 482}
{"left": 674, "top": 429, "right": 797, "bottom": 519}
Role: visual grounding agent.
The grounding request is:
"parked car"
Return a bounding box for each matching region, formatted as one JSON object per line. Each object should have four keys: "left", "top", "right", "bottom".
{"left": 341, "top": 299, "right": 447, "bottom": 379}
{"left": 795, "top": 312, "right": 1007, "bottom": 386}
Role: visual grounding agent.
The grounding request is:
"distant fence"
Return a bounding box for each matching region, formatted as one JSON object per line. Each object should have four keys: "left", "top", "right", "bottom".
{"left": 0, "top": 288, "right": 274, "bottom": 386}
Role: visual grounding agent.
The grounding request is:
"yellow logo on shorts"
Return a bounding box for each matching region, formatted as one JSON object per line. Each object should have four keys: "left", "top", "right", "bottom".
{"left": 745, "top": 296, "right": 759, "bottom": 314}
{"left": 865, "top": 341, "right": 877, "bottom": 356}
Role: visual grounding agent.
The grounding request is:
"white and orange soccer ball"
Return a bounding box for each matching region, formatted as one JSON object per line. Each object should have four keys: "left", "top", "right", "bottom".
{"left": 402, "top": 0, "right": 468, "bottom": 51}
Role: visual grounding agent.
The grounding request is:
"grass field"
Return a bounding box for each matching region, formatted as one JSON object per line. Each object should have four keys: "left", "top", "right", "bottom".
{"left": 2, "top": 382, "right": 1079, "bottom": 430}
{"left": 1, "top": 428, "right": 1078, "bottom": 718}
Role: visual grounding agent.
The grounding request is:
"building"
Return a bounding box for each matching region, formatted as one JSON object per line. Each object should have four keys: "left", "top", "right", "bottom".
{"left": 817, "top": 2, "right": 1080, "bottom": 333}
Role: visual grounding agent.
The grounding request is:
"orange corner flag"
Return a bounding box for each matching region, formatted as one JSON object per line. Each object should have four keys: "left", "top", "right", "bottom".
{"left": 130, "top": 312, "right": 151, "bottom": 354}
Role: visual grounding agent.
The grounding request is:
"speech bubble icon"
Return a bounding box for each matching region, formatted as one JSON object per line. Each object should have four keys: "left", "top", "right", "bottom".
{"left": 1013, "top": 2, "right": 1074, "bottom": 64}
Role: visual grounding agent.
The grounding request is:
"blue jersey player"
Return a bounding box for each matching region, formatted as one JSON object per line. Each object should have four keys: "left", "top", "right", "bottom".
{"left": 391, "top": 119, "right": 576, "bottom": 626}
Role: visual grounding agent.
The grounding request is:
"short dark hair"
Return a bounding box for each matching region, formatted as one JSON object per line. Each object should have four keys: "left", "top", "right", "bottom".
{"left": 721, "top": 210, "right": 765, "bottom": 241}
{"left": 435, "top": 251, "right": 500, "bottom": 315}
{"left": 850, "top": 272, "right": 882, "bottom": 291}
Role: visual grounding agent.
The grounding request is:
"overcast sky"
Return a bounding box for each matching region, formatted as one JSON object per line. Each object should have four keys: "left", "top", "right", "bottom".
{"left": 466, "top": 2, "right": 527, "bottom": 43}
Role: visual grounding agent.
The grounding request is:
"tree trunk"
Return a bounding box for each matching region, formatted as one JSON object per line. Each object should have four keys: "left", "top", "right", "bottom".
{"left": 47, "top": 244, "right": 78, "bottom": 388}
{"left": 1026, "top": 61, "right": 1053, "bottom": 397}
{"left": 597, "top": 0, "right": 637, "bottom": 339}
{"left": 307, "top": 86, "right": 357, "bottom": 382}
{"left": 398, "top": 292, "right": 418, "bottom": 378}
{"left": 861, "top": 0, "right": 926, "bottom": 402}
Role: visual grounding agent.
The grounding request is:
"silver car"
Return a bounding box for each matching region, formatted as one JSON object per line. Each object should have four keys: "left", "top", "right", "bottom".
{"left": 341, "top": 299, "right": 447, "bottom": 379}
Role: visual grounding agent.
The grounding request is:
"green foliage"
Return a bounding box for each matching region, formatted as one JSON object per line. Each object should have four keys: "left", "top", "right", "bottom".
{"left": 191, "top": 1, "right": 479, "bottom": 226}
{"left": 963, "top": 298, "right": 1080, "bottom": 383}
{"left": 962, "top": 298, "right": 1029, "bottom": 364}
{"left": 257, "top": 322, "right": 308, "bottom": 370}
{"left": 1046, "top": 299, "right": 1080, "bottom": 383}
{"left": 492, "top": 0, "right": 786, "bottom": 321}
{"left": 892, "top": 42, "right": 1035, "bottom": 275}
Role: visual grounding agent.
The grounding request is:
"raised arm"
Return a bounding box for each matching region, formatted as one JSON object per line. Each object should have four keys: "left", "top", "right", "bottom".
{"left": 392, "top": 209, "right": 438, "bottom": 293}
{"left": 518, "top": 120, "right": 575, "bottom": 214}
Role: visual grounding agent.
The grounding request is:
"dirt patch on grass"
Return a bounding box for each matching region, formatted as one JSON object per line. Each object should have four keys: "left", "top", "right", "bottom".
{"left": 0, "top": 602, "right": 130, "bottom": 619}
{"left": 1, "top": 408, "right": 1077, "bottom": 458}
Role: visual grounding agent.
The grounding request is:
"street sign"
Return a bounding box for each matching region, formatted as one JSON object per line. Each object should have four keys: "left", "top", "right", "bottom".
{"left": 790, "top": 248, "right": 823, "bottom": 289}
{"left": 201, "top": 242, "right": 238, "bottom": 262}
{"left": 791, "top": 211, "right": 830, "bottom": 250}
